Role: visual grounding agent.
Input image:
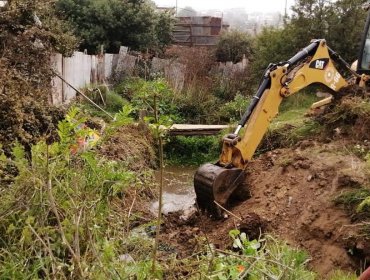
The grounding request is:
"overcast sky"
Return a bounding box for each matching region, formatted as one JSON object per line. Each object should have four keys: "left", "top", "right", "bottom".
{"left": 153, "top": 0, "right": 296, "bottom": 13}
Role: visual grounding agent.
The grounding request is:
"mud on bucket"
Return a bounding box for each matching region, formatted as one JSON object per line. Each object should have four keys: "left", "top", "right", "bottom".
{"left": 194, "top": 163, "right": 245, "bottom": 217}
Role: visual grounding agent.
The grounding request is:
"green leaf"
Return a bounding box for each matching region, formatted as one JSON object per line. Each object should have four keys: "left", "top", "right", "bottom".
{"left": 229, "top": 229, "right": 240, "bottom": 239}
{"left": 6, "top": 224, "right": 16, "bottom": 234}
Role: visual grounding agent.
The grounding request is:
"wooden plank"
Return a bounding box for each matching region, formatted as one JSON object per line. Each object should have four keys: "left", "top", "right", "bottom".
{"left": 168, "top": 124, "right": 232, "bottom": 136}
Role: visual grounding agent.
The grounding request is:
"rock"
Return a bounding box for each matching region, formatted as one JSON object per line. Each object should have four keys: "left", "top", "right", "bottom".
{"left": 307, "top": 174, "right": 314, "bottom": 182}
{"left": 119, "top": 254, "right": 135, "bottom": 263}
{"left": 299, "top": 161, "right": 311, "bottom": 169}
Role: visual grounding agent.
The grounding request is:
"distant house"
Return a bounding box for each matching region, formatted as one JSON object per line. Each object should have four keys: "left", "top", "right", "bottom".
{"left": 173, "top": 16, "right": 229, "bottom": 47}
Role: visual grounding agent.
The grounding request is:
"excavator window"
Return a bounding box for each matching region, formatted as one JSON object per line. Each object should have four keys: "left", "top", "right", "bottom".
{"left": 358, "top": 10, "right": 370, "bottom": 74}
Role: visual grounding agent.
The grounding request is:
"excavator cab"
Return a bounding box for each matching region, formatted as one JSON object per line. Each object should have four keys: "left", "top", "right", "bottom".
{"left": 358, "top": 6, "right": 370, "bottom": 74}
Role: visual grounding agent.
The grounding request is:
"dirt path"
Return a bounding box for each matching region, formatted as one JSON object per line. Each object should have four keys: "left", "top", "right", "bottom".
{"left": 161, "top": 139, "right": 370, "bottom": 277}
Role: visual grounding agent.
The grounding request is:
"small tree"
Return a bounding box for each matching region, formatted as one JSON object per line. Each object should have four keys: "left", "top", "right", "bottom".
{"left": 215, "top": 30, "right": 254, "bottom": 63}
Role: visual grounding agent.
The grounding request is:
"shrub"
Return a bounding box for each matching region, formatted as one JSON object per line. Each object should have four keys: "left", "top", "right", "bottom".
{"left": 116, "top": 78, "right": 183, "bottom": 123}
{"left": 215, "top": 30, "right": 254, "bottom": 63}
{"left": 0, "top": 0, "right": 76, "bottom": 153}
{"left": 0, "top": 108, "right": 156, "bottom": 279}
{"left": 56, "top": 0, "right": 174, "bottom": 54}
{"left": 164, "top": 135, "right": 221, "bottom": 165}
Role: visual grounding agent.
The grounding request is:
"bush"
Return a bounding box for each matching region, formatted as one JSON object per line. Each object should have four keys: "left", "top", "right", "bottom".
{"left": 215, "top": 30, "right": 254, "bottom": 63}
{"left": 164, "top": 135, "right": 221, "bottom": 165}
{"left": 219, "top": 93, "right": 251, "bottom": 123}
{"left": 0, "top": 108, "right": 157, "bottom": 279}
{"left": 0, "top": 0, "right": 76, "bottom": 153}
{"left": 116, "top": 78, "right": 183, "bottom": 123}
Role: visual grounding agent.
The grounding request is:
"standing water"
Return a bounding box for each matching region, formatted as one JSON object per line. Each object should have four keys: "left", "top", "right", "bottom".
{"left": 150, "top": 166, "right": 197, "bottom": 215}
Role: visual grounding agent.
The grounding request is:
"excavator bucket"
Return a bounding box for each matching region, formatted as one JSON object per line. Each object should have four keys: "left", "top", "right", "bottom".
{"left": 194, "top": 163, "right": 245, "bottom": 216}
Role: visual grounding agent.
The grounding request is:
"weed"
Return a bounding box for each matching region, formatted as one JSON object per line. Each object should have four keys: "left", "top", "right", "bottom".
{"left": 80, "top": 87, "right": 130, "bottom": 121}
{"left": 196, "top": 232, "right": 316, "bottom": 279}
{"left": 0, "top": 107, "right": 157, "bottom": 279}
{"left": 328, "top": 270, "right": 358, "bottom": 280}
{"left": 334, "top": 188, "right": 370, "bottom": 219}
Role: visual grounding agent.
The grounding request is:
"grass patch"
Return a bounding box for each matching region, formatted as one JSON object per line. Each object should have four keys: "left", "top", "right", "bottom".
{"left": 0, "top": 108, "right": 157, "bottom": 279}
{"left": 334, "top": 188, "right": 370, "bottom": 221}
{"left": 80, "top": 89, "right": 129, "bottom": 121}
{"left": 328, "top": 270, "right": 358, "bottom": 280}
{"left": 280, "top": 90, "right": 320, "bottom": 113}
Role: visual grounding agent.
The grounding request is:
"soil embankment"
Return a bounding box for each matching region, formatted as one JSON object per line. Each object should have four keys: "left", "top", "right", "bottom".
{"left": 162, "top": 140, "right": 370, "bottom": 276}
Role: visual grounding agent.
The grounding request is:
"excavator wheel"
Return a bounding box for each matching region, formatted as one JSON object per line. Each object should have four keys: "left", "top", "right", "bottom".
{"left": 194, "top": 163, "right": 245, "bottom": 217}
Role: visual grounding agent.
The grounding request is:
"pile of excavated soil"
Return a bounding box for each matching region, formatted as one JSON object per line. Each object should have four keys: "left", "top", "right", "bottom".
{"left": 161, "top": 139, "right": 370, "bottom": 277}
{"left": 99, "top": 124, "right": 156, "bottom": 171}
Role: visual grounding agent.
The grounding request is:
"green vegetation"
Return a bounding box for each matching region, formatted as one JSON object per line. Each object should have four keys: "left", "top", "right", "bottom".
{"left": 0, "top": 0, "right": 77, "bottom": 153}
{"left": 0, "top": 108, "right": 161, "bottom": 279}
{"left": 196, "top": 232, "right": 316, "bottom": 279}
{"left": 328, "top": 270, "right": 358, "bottom": 280}
{"left": 56, "top": 0, "right": 174, "bottom": 54}
{"left": 115, "top": 78, "right": 183, "bottom": 122}
{"left": 250, "top": 0, "right": 366, "bottom": 85}
{"left": 335, "top": 188, "right": 370, "bottom": 209}
{"left": 216, "top": 30, "right": 254, "bottom": 63}
{"left": 1, "top": 0, "right": 370, "bottom": 278}
{"left": 164, "top": 135, "right": 221, "bottom": 166}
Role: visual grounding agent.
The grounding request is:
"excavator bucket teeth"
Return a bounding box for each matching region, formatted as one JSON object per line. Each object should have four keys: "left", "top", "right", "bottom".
{"left": 194, "top": 163, "right": 245, "bottom": 216}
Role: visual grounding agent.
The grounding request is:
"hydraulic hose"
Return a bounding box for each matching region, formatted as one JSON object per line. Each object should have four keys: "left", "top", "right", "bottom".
{"left": 287, "top": 40, "right": 319, "bottom": 67}
{"left": 235, "top": 72, "right": 270, "bottom": 134}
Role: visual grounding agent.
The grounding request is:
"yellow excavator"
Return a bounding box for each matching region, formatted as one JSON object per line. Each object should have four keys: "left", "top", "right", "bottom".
{"left": 194, "top": 8, "right": 370, "bottom": 216}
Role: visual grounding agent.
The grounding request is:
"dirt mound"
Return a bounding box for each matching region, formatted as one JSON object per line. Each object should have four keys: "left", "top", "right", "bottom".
{"left": 238, "top": 141, "right": 368, "bottom": 275}
{"left": 99, "top": 124, "right": 156, "bottom": 171}
{"left": 317, "top": 88, "right": 370, "bottom": 141}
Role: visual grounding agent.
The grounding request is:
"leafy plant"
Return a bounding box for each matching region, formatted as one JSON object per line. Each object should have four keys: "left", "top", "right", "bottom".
{"left": 195, "top": 231, "right": 316, "bottom": 280}
{"left": 215, "top": 30, "right": 254, "bottom": 63}
{"left": 0, "top": 107, "right": 154, "bottom": 279}
{"left": 219, "top": 93, "right": 251, "bottom": 123}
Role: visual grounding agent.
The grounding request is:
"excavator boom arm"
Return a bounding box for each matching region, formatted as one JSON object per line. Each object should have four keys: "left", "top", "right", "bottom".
{"left": 194, "top": 39, "right": 352, "bottom": 215}
{"left": 220, "top": 39, "right": 348, "bottom": 169}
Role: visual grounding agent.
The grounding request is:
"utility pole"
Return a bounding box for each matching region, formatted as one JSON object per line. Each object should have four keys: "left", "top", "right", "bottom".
{"left": 176, "top": 0, "right": 178, "bottom": 16}
{"left": 285, "top": 0, "right": 288, "bottom": 18}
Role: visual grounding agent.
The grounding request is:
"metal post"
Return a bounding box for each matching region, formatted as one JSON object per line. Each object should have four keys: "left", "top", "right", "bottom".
{"left": 285, "top": 0, "right": 288, "bottom": 18}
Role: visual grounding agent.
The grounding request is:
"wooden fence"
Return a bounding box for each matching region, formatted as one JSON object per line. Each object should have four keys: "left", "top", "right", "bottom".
{"left": 51, "top": 47, "right": 137, "bottom": 104}
{"left": 51, "top": 47, "right": 248, "bottom": 105}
